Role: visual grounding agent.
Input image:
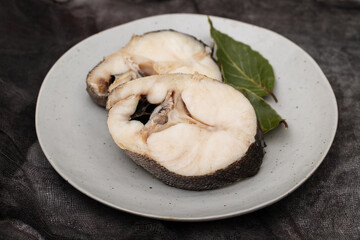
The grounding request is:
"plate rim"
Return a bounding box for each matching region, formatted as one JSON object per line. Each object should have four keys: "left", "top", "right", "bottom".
{"left": 35, "top": 13, "right": 338, "bottom": 221}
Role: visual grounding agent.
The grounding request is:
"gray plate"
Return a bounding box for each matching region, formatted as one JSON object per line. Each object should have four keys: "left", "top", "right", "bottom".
{"left": 36, "top": 14, "right": 338, "bottom": 221}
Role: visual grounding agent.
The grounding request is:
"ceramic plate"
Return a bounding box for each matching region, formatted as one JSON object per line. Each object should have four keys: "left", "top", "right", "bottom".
{"left": 36, "top": 14, "right": 338, "bottom": 221}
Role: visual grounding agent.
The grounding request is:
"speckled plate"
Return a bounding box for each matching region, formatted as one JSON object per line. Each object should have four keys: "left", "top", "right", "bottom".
{"left": 35, "top": 14, "right": 338, "bottom": 221}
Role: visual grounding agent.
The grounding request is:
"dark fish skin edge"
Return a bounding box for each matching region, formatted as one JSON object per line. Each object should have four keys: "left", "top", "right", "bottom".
{"left": 86, "top": 83, "right": 107, "bottom": 107}
{"left": 86, "top": 59, "right": 108, "bottom": 107}
{"left": 85, "top": 30, "right": 218, "bottom": 108}
{"left": 124, "top": 126, "right": 265, "bottom": 191}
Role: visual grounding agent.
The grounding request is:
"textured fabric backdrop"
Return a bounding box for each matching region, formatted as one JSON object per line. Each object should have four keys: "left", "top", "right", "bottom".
{"left": 0, "top": 0, "right": 359, "bottom": 239}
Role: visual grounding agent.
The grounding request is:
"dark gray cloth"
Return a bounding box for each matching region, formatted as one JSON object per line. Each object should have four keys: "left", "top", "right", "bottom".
{"left": 0, "top": 0, "right": 359, "bottom": 239}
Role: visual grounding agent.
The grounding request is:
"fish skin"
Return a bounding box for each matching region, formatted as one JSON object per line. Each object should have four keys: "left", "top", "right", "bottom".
{"left": 124, "top": 125, "right": 264, "bottom": 191}
{"left": 86, "top": 79, "right": 108, "bottom": 107}
{"left": 86, "top": 59, "right": 108, "bottom": 107}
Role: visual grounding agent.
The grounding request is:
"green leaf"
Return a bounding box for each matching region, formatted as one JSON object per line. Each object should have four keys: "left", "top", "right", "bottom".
{"left": 208, "top": 17, "right": 287, "bottom": 133}
{"left": 209, "top": 18, "right": 277, "bottom": 101}
{"left": 229, "top": 85, "right": 286, "bottom": 134}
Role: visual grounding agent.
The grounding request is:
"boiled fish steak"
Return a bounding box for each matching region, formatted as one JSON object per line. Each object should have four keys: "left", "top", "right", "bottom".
{"left": 86, "top": 30, "right": 222, "bottom": 106}
{"left": 107, "top": 73, "right": 265, "bottom": 190}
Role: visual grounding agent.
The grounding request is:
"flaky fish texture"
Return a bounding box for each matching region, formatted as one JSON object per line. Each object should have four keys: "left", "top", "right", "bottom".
{"left": 107, "top": 73, "right": 265, "bottom": 190}
{"left": 86, "top": 30, "right": 222, "bottom": 107}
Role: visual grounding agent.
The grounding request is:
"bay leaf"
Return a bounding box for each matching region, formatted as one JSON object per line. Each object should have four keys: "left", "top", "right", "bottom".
{"left": 229, "top": 85, "right": 286, "bottom": 133}
{"left": 209, "top": 18, "right": 277, "bottom": 101}
{"left": 208, "top": 17, "right": 287, "bottom": 133}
